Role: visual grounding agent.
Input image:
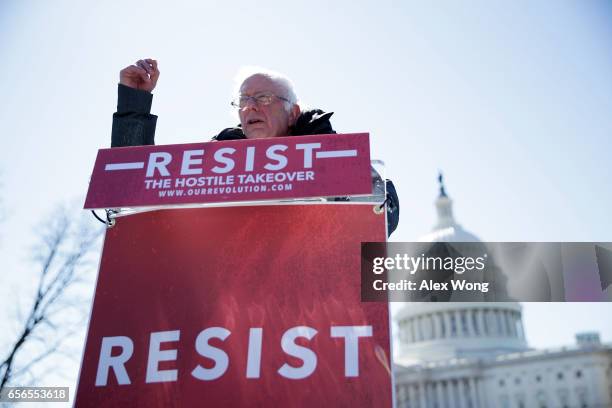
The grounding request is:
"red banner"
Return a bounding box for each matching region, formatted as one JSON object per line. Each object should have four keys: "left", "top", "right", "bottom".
{"left": 84, "top": 133, "right": 372, "bottom": 209}
{"left": 75, "top": 204, "right": 392, "bottom": 407}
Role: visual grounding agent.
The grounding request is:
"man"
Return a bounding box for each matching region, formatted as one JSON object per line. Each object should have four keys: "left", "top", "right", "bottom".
{"left": 111, "top": 59, "right": 399, "bottom": 234}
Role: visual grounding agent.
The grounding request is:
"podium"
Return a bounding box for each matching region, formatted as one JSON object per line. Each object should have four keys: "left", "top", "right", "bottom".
{"left": 76, "top": 134, "right": 393, "bottom": 407}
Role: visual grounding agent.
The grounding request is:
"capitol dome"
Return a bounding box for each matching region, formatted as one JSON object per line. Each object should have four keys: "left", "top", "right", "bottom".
{"left": 395, "top": 174, "right": 528, "bottom": 364}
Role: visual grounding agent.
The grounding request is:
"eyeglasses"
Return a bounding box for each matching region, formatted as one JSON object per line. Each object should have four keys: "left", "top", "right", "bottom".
{"left": 231, "top": 93, "right": 291, "bottom": 109}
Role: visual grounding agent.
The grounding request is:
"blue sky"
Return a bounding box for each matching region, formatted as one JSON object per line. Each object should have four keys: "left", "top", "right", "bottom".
{"left": 1, "top": 0, "right": 611, "bottom": 397}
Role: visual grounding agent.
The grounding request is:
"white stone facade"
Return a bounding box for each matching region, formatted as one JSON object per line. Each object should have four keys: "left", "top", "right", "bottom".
{"left": 394, "top": 340, "right": 612, "bottom": 408}
{"left": 394, "top": 301, "right": 612, "bottom": 407}
{"left": 393, "top": 177, "right": 612, "bottom": 407}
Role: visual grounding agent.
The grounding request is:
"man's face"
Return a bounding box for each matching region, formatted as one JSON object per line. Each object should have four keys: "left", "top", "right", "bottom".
{"left": 238, "top": 75, "right": 299, "bottom": 139}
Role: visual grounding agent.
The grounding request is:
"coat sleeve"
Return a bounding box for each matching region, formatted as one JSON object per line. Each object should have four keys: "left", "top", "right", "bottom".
{"left": 111, "top": 84, "right": 158, "bottom": 147}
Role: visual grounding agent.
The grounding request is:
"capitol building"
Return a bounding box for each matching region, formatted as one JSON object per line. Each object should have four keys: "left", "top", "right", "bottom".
{"left": 393, "top": 177, "right": 612, "bottom": 408}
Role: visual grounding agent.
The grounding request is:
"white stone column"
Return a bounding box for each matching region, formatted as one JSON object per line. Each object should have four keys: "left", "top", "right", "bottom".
{"left": 405, "top": 320, "right": 412, "bottom": 343}
{"left": 417, "top": 317, "right": 424, "bottom": 341}
{"left": 423, "top": 315, "right": 431, "bottom": 341}
{"left": 425, "top": 316, "right": 432, "bottom": 341}
{"left": 429, "top": 313, "right": 436, "bottom": 340}
{"left": 477, "top": 309, "right": 485, "bottom": 337}
{"left": 502, "top": 311, "right": 510, "bottom": 337}
{"left": 504, "top": 310, "right": 512, "bottom": 336}
{"left": 436, "top": 382, "right": 443, "bottom": 408}
{"left": 407, "top": 320, "right": 414, "bottom": 343}
{"left": 489, "top": 310, "right": 497, "bottom": 336}
{"left": 442, "top": 312, "right": 449, "bottom": 338}
{"left": 482, "top": 309, "right": 490, "bottom": 336}
{"left": 429, "top": 315, "right": 435, "bottom": 340}
{"left": 456, "top": 310, "right": 462, "bottom": 337}
{"left": 503, "top": 310, "right": 510, "bottom": 336}
{"left": 513, "top": 312, "right": 520, "bottom": 337}
{"left": 431, "top": 313, "right": 438, "bottom": 339}
{"left": 419, "top": 381, "right": 428, "bottom": 408}
{"left": 500, "top": 310, "right": 509, "bottom": 336}
{"left": 465, "top": 310, "right": 474, "bottom": 337}
{"left": 476, "top": 378, "right": 487, "bottom": 407}
{"left": 452, "top": 380, "right": 460, "bottom": 408}
{"left": 508, "top": 311, "right": 517, "bottom": 337}
{"left": 410, "top": 384, "right": 419, "bottom": 408}
{"left": 444, "top": 380, "right": 453, "bottom": 408}
{"left": 426, "top": 382, "right": 434, "bottom": 408}
{"left": 397, "top": 385, "right": 406, "bottom": 408}
{"left": 468, "top": 377, "right": 479, "bottom": 408}
{"left": 498, "top": 310, "right": 506, "bottom": 336}
{"left": 403, "top": 384, "right": 410, "bottom": 408}
{"left": 475, "top": 310, "right": 481, "bottom": 336}
{"left": 436, "top": 313, "right": 444, "bottom": 339}
{"left": 442, "top": 312, "right": 451, "bottom": 339}
{"left": 513, "top": 312, "right": 520, "bottom": 338}
{"left": 457, "top": 380, "right": 468, "bottom": 408}
{"left": 493, "top": 309, "right": 501, "bottom": 336}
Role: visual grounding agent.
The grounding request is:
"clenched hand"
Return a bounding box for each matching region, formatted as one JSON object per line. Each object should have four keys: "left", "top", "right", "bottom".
{"left": 119, "top": 58, "right": 160, "bottom": 92}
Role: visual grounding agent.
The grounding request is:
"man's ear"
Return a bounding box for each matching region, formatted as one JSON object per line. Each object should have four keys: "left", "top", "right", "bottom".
{"left": 290, "top": 104, "right": 301, "bottom": 126}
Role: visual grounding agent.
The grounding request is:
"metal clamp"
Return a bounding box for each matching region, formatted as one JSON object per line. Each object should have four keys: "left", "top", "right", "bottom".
{"left": 91, "top": 209, "right": 117, "bottom": 228}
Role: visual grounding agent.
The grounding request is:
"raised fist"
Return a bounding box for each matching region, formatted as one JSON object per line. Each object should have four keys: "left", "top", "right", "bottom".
{"left": 119, "top": 58, "right": 160, "bottom": 92}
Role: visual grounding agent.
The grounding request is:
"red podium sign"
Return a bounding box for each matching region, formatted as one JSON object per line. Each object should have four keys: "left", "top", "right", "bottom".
{"left": 84, "top": 133, "right": 372, "bottom": 209}
{"left": 75, "top": 205, "right": 392, "bottom": 407}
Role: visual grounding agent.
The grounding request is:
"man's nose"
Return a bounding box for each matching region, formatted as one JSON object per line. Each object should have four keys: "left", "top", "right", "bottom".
{"left": 242, "top": 97, "right": 259, "bottom": 111}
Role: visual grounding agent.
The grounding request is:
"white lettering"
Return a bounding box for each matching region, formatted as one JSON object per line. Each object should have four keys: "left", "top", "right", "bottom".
{"left": 296, "top": 143, "right": 321, "bottom": 168}
{"left": 181, "top": 150, "right": 204, "bottom": 175}
{"left": 146, "top": 152, "right": 172, "bottom": 177}
{"left": 277, "top": 326, "right": 317, "bottom": 380}
{"left": 95, "top": 336, "right": 134, "bottom": 386}
{"left": 330, "top": 326, "right": 372, "bottom": 377}
{"left": 264, "top": 145, "right": 288, "bottom": 171}
{"left": 146, "top": 330, "right": 180, "bottom": 383}
{"left": 245, "top": 146, "right": 255, "bottom": 172}
{"left": 246, "top": 328, "right": 263, "bottom": 378}
{"left": 212, "top": 148, "right": 236, "bottom": 174}
{"left": 191, "top": 327, "right": 231, "bottom": 381}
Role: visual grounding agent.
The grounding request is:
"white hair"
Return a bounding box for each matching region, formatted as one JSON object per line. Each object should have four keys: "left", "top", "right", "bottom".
{"left": 233, "top": 66, "right": 299, "bottom": 111}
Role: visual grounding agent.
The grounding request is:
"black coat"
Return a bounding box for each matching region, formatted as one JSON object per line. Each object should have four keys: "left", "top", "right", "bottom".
{"left": 111, "top": 84, "right": 399, "bottom": 235}
{"left": 212, "top": 110, "right": 336, "bottom": 141}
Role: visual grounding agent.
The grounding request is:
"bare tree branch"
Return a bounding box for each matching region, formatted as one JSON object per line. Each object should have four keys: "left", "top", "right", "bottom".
{"left": 0, "top": 204, "right": 103, "bottom": 392}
